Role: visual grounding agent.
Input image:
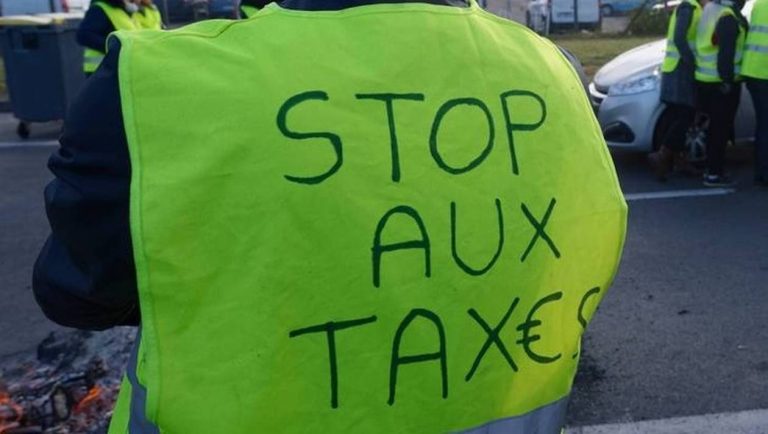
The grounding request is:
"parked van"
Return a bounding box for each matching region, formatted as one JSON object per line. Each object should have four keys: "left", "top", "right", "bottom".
{"left": 0, "top": 0, "right": 89, "bottom": 15}
{"left": 526, "top": 0, "right": 550, "bottom": 33}
{"left": 600, "top": 0, "right": 645, "bottom": 16}
{"left": 550, "top": 0, "right": 600, "bottom": 30}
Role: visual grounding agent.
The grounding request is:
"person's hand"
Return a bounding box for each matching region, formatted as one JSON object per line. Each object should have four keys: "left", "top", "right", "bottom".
{"left": 719, "top": 82, "right": 733, "bottom": 95}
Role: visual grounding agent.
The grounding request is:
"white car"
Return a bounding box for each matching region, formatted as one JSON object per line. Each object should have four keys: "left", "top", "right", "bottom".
{"left": 590, "top": 0, "right": 756, "bottom": 152}
{"left": 526, "top": 0, "right": 601, "bottom": 34}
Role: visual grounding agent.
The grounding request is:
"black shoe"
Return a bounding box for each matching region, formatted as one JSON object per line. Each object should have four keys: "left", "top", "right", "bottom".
{"left": 648, "top": 147, "right": 674, "bottom": 182}
{"left": 703, "top": 174, "right": 736, "bottom": 187}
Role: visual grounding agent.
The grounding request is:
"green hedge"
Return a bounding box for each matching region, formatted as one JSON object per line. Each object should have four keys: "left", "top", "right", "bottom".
{"left": 626, "top": 9, "right": 671, "bottom": 36}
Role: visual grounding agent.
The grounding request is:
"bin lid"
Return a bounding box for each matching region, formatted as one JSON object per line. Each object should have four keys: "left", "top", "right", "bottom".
{"left": 0, "top": 12, "right": 84, "bottom": 27}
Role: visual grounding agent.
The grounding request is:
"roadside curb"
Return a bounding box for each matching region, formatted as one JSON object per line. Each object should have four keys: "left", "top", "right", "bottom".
{"left": 567, "top": 408, "right": 768, "bottom": 434}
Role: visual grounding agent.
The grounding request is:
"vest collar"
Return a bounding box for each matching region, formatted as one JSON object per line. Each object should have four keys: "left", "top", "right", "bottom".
{"left": 279, "top": 0, "right": 470, "bottom": 11}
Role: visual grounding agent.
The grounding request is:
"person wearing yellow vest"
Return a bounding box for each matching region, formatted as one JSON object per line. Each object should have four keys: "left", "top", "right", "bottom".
{"left": 743, "top": 0, "right": 768, "bottom": 186}
{"left": 34, "top": 1, "right": 627, "bottom": 433}
{"left": 134, "top": 0, "right": 164, "bottom": 30}
{"left": 239, "top": 0, "right": 272, "bottom": 18}
{"left": 695, "top": 0, "right": 748, "bottom": 186}
{"left": 649, "top": 0, "right": 708, "bottom": 181}
{"left": 77, "top": 0, "right": 138, "bottom": 75}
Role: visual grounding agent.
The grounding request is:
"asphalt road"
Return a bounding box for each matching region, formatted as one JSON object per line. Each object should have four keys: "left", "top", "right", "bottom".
{"left": 567, "top": 148, "right": 768, "bottom": 427}
{"left": 0, "top": 126, "right": 766, "bottom": 428}
{"left": 0, "top": 142, "right": 65, "bottom": 360}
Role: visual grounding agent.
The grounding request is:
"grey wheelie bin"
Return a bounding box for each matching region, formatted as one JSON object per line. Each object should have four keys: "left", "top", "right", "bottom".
{"left": 0, "top": 13, "right": 85, "bottom": 138}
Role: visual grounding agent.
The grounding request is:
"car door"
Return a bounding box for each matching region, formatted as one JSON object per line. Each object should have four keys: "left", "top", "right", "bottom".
{"left": 550, "top": 0, "right": 576, "bottom": 23}
{"left": 551, "top": 0, "right": 600, "bottom": 24}
{"left": 576, "top": 0, "right": 600, "bottom": 23}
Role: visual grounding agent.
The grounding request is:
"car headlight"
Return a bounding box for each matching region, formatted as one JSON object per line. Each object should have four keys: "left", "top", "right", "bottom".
{"left": 608, "top": 71, "right": 660, "bottom": 96}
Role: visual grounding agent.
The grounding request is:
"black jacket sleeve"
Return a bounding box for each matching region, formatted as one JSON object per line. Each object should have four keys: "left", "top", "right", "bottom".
{"left": 240, "top": 0, "right": 274, "bottom": 8}
{"left": 33, "top": 41, "right": 139, "bottom": 331}
{"left": 32, "top": 0, "right": 474, "bottom": 331}
{"left": 673, "top": 3, "right": 695, "bottom": 66}
{"left": 715, "top": 14, "right": 740, "bottom": 84}
{"left": 76, "top": 6, "right": 115, "bottom": 52}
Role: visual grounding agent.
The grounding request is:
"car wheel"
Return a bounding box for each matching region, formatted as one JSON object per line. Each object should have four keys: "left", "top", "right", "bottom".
{"left": 685, "top": 114, "right": 709, "bottom": 163}
{"left": 601, "top": 4, "right": 614, "bottom": 17}
{"left": 653, "top": 108, "right": 709, "bottom": 161}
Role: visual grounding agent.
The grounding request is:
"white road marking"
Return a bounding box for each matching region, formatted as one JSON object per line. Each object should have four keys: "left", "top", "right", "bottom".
{"left": 0, "top": 143, "right": 747, "bottom": 205}
{"left": 0, "top": 140, "right": 57, "bottom": 149}
{"left": 625, "top": 188, "right": 736, "bottom": 201}
{"left": 567, "top": 408, "right": 768, "bottom": 434}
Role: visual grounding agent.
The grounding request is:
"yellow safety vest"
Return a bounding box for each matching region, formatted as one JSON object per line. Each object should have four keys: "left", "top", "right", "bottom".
{"left": 743, "top": 0, "right": 768, "bottom": 79}
{"left": 134, "top": 4, "right": 163, "bottom": 30}
{"left": 83, "top": 2, "right": 137, "bottom": 73}
{"left": 240, "top": 4, "right": 260, "bottom": 18}
{"left": 662, "top": 0, "right": 702, "bottom": 73}
{"left": 108, "top": 2, "right": 627, "bottom": 433}
{"left": 695, "top": 3, "right": 746, "bottom": 82}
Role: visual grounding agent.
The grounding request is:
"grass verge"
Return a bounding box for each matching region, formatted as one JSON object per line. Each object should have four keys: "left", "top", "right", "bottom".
{"left": 551, "top": 35, "right": 660, "bottom": 79}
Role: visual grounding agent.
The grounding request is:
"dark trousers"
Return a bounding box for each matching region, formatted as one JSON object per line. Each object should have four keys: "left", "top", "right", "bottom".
{"left": 747, "top": 78, "right": 768, "bottom": 182}
{"left": 697, "top": 82, "right": 742, "bottom": 176}
{"left": 661, "top": 103, "right": 696, "bottom": 152}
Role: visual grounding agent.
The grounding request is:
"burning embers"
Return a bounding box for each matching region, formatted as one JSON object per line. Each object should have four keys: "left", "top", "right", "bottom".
{"left": 0, "top": 389, "right": 24, "bottom": 433}
{"left": 0, "top": 329, "right": 135, "bottom": 434}
{"left": 0, "top": 358, "right": 118, "bottom": 434}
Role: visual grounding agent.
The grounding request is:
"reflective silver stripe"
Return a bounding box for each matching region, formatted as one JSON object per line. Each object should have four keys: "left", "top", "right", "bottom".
{"left": 666, "top": 50, "right": 680, "bottom": 59}
{"left": 665, "top": 41, "right": 695, "bottom": 55}
{"left": 698, "top": 50, "right": 744, "bottom": 64}
{"left": 746, "top": 44, "right": 768, "bottom": 54}
{"left": 751, "top": 24, "right": 768, "bottom": 33}
{"left": 697, "top": 66, "right": 719, "bottom": 77}
{"left": 127, "top": 329, "right": 160, "bottom": 434}
{"left": 697, "top": 65, "right": 741, "bottom": 75}
{"left": 458, "top": 396, "right": 568, "bottom": 434}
